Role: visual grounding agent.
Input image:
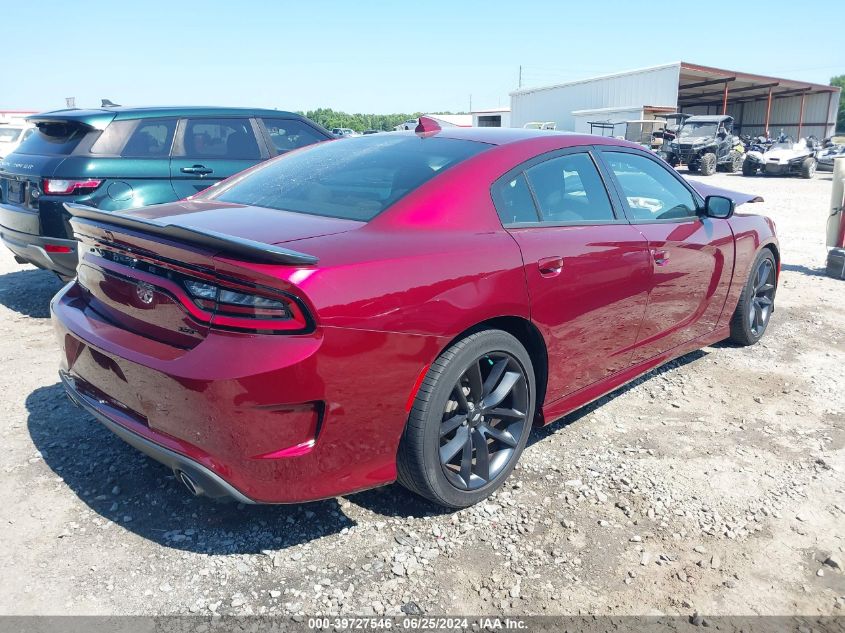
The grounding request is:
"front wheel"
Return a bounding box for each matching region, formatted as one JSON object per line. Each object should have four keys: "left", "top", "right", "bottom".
{"left": 730, "top": 152, "right": 743, "bottom": 172}
{"left": 742, "top": 161, "right": 758, "bottom": 177}
{"left": 698, "top": 152, "right": 717, "bottom": 176}
{"left": 397, "top": 330, "right": 535, "bottom": 508}
{"left": 729, "top": 250, "right": 777, "bottom": 346}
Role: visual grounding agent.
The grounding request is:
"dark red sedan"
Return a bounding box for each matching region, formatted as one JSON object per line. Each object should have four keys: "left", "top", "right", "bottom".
{"left": 52, "top": 122, "right": 779, "bottom": 508}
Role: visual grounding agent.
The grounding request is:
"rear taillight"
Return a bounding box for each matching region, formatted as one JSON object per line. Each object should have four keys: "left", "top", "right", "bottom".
{"left": 43, "top": 178, "right": 102, "bottom": 195}
{"left": 182, "top": 278, "right": 305, "bottom": 331}
{"left": 92, "top": 247, "right": 312, "bottom": 334}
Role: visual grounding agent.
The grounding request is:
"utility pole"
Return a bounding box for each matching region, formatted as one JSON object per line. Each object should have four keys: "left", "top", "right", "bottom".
{"left": 469, "top": 94, "right": 472, "bottom": 112}
{"left": 518, "top": 65, "right": 522, "bottom": 89}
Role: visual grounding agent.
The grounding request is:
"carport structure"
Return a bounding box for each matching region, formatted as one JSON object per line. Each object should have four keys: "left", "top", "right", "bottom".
{"left": 677, "top": 62, "right": 839, "bottom": 140}
{"left": 509, "top": 62, "right": 840, "bottom": 139}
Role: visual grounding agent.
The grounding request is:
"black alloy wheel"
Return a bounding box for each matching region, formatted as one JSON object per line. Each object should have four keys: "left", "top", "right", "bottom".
{"left": 397, "top": 330, "right": 535, "bottom": 508}
{"left": 729, "top": 249, "right": 777, "bottom": 346}
{"left": 437, "top": 352, "right": 529, "bottom": 491}
{"left": 747, "top": 256, "right": 776, "bottom": 338}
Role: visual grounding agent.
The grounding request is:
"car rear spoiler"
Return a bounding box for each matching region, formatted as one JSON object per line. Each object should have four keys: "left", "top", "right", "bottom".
{"left": 65, "top": 203, "right": 318, "bottom": 266}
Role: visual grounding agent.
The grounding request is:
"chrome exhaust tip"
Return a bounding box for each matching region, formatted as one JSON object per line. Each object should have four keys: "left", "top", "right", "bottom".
{"left": 177, "top": 470, "right": 203, "bottom": 497}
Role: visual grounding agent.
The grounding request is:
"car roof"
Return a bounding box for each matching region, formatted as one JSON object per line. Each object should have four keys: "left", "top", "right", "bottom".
{"left": 27, "top": 106, "right": 303, "bottom": 127}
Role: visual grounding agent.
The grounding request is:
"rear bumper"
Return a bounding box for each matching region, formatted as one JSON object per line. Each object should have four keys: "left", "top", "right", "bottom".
{"left": 0, "top": 208, "right": 78, "bottom": 276}
{"left": 51, "top": 280, "right": 443, "bottom": 503}
{"left": 60, "top": 370, "right": 255, "bottom": 503}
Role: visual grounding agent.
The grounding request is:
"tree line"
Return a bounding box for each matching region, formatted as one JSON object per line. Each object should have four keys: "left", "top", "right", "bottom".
{"left": 298, "top": 108, "right": 465, "bottom": 132}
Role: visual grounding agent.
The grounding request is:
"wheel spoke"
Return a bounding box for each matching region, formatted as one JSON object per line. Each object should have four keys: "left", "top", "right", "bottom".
{"left": 472, "top": 429, "right": 490, "bottom": 481}
{"left": 466, "top": 360, "right": 483, "bottom": 401}
{"left": 440, "top": 426, "right": 469, "bottom": 463}
{"left": 440, "top": 413, "right": 467, "bottom": 437}
{"left": 481, "top": 371, "right": 521, "bottom": 409}
{"left": 459, "top": 431, "right": 473, "bottom": 486}
{"left": 755, "top": 261, "right": 772, "bottom": 292}
{"left": 485, "top": 407, "right": 525, "bottom": 420}
{"left": 757, "top": 282, "right": 775, "bottom": 294}
{"left": 481, "top": 359, "right": 508, "bottom": 397}
{"left": 482, "top": 423, "right": 518, "bottom": 447}
{"left": 452, "top": 384, "right": 469, "bottom": 411}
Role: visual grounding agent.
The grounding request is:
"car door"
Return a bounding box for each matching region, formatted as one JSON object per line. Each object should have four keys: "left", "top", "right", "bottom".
{"left": 597, "top": 148, "right": 734, "bottom": 363}
{"left": 169, "top": 117, "right": 269, "bottom": 199}
{"left": 493, "top": 148, "right": 653, "bottom": 402}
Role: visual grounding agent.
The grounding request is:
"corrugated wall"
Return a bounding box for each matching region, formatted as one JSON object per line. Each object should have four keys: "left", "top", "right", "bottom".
{"left": 683, "top": 91, "right": 840, "bottom": 140}
{"left": 510, "top": 64, "right": 681, "bottom": 131}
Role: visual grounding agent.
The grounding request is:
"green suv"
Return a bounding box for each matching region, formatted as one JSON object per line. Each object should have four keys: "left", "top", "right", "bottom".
{"left": 0, "top": 106, "right": 331, "bottom": 279}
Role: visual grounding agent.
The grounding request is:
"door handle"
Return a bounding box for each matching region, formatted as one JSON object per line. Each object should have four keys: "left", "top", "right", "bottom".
{"left": 180, "top": 165, "right": 213, "bottom": 175}
{"left": 538, "top": 256, "right": 564, "bottom": 277}
{"left": 652, "top": 249, "right": 670, "bottom": 266}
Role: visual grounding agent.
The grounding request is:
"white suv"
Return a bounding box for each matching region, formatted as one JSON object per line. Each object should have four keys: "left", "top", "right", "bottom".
{"left": 0, "top": 122, "right": 35, "bottom": 158}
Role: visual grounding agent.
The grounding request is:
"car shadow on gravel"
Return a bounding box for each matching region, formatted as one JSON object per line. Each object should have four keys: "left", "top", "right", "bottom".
{"left": 0, "top": 268, "right": 63, "bottom": 318}
{"left": 529, "top": 348, "right": 708, "bottom": 445}
{"left": 780, "top": 262, "right": 829, "bottom": 278}
{"left": 26, "top": 349, "right": 713, "bottom": 543}
{"left": 27, "top": 383, "right": 356, "bottom": 554}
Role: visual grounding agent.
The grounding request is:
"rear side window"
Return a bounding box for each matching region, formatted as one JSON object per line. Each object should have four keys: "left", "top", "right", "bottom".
{"left": 493, "top": 174, "right": 539, "bottom": 224}
{"left": 14, "top": 122, "right": 90, "bottom": 156}
{"left": 208, "top": 134, "right": 488, "bottom": 221}
{"left": 91, "top": 119, "right": 177, "bottom": 157}
{"left": 177, "top": 118, "right": 261, "bottom": 160}
{"left": 524, "top": 153, "right": 615, "bottom": 223}
{"left": 261, "top": 118, "right": 326, "bottom": 154}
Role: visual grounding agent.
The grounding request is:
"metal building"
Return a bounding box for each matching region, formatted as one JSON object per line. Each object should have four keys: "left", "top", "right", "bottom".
{"left": 510, "top": 62, "right": 840, "bottom": 140}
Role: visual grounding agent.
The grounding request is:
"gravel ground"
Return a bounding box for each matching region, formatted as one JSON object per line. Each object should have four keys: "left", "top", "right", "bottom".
{"left": 0, "top": 171, "right": 842, "bottom": 618}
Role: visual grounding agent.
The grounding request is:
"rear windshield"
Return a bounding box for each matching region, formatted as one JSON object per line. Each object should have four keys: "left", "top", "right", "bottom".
{"left": 0, "top": 127, "right": 22, "bottom": 142}
{"left": 207, "top": 134, "right": 489, "bottom": 221}
{"left": 14, "top": 121, "right": 90, "bottom": 156}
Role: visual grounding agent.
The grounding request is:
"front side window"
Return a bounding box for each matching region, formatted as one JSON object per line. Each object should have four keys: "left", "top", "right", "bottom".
{"left": 603, "top": 151, "right": 698, "bottom": 221}
{"left": 207, "top": 134, "right": 488, "bottom": 221}
{"left": 261, "top": 118, "right": 326, "bottom": 154}
{"left": 524, "top": 152, "right": 615, "bottom": 224}
{"left": 179, "top": 118, "right": 261, "bottom": 160}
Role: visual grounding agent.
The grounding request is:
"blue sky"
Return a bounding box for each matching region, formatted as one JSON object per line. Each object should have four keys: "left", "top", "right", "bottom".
{"left": 4, "top": 0, "right": 843, "bottom": 114}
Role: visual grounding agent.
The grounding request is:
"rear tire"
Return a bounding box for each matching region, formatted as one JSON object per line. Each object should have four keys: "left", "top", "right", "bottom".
{"left": 397, "top": 330, "right": 535, "bottom": 508}
{"left": 800, "top": 157, "right": 816, "bottom": 179}
{"left": 730, "top": 152, "right": 743, "bottom": 173}
{"left": 698, "top": 152, "right": 717, "bottom": 176}
{"left": 742, "top": 161, "right": 758, "bottom": 177}
{"left": 729, "top": 250, "right": 777, "bottom": 346}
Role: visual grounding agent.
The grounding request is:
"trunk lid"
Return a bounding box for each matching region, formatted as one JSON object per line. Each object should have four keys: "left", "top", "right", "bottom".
{"left": 127, "top": 199, "right": 364, "bottom": 244}
{"left": 67, "top": 201, "right": 336, "bottom": 348}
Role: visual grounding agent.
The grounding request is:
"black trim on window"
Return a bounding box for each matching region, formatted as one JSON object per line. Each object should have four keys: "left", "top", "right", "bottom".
{"left": 491, "top": 147, "right": 628, "bottom": 228}
{"left": 592, "top": 146, "right": 706, "bottom": 225}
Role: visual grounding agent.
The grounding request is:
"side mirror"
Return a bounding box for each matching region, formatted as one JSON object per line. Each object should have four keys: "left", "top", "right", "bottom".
{"left": 704, "top": 195, "right": 734, "bottom": 219}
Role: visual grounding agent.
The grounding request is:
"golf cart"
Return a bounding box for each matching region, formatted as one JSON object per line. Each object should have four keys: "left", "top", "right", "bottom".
{"left": 742, "top": 132, "right": 819, "bottom": 178}
{"left": 663, "top": 115, "right": 743, "bottom": 176}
